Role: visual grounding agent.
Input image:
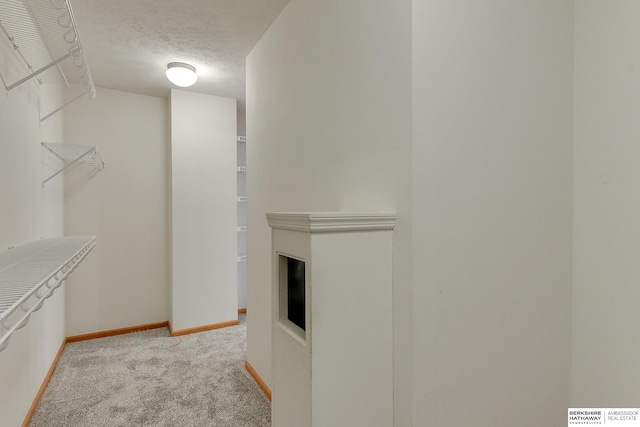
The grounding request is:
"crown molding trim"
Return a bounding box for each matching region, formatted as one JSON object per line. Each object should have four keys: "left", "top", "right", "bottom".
{"left": 266, "top": 212, "right": 396, "bottom": 233}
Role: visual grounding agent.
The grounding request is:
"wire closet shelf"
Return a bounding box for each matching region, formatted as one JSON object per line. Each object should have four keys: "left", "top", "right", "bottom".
{"left": 41, "top": 142, "right": 105, "bottom": 185}
{"left": 0, "top": 0, "right": 95, "bottom": 122}
{"left": 0, "top": 236, "right": 96, "bottom": 352}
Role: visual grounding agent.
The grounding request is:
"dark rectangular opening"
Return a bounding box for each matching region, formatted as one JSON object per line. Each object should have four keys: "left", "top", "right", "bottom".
{"left": 287, "top": 257, "right": 305, "bottom": 331}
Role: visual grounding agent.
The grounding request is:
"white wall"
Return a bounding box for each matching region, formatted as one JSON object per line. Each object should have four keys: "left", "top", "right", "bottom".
{"left": 245, "top": 2, "right": 413, "bottom": 425}
{"left": 40, "top": 84, "right": 66, "bottom": 237}
{"left": 412, "top": 1, "right": 573, "bottom": 426}
{"left": 237, "top": 108, "right": 246, "bottom": 137}
{"left": 1, "top": 37, "right": 66, "bottom": 426}
{"left": 64, "top": 87, "right": 170, "bottom": 336}
{"left": 573, "top": 0, "right": 640, "bottom": 406}
{"left": 0, "top": 63, "right": 43, "bottom": 246}
{"left": 170, "top": 90, "right": 238, "bottom": 331}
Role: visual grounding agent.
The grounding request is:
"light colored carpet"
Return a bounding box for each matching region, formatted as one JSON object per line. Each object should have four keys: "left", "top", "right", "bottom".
{"left": 29, "top": 314, "right": 271, "bottom": 427}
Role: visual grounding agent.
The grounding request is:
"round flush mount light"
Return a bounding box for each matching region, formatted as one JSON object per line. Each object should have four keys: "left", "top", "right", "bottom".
{"left": 166, "top": 62, "right": 197, "bottom": 87}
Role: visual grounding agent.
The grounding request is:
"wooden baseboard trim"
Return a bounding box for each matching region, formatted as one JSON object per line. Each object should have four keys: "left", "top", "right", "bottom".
{"left": 238, "top": 308, "right": 247, "bottom": 314}
{"left": 169, "top": 319, "right": 240, "bottom": 337}
{"left": 245, "top": 360, "right": 272, "bottom": 401}
{"left": 22, "top": 339, "right": 67, "bottom": 427}
{"left": 66, "top": 321, "right": 169, "bottom": 343}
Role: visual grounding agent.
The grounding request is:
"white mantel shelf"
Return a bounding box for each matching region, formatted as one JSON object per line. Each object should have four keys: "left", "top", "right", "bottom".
{"left": 266, "top": 212, "right": 396, "bottom": 233}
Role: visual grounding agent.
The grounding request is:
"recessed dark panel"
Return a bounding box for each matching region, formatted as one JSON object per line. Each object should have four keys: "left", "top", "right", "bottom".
{"left": 287, "top": 257, "right": 305, "bottom": 331}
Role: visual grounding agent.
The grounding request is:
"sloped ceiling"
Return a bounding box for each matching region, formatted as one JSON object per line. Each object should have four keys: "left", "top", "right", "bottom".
{"left": 71, "top": 0, "right": 289, "bottom": 110}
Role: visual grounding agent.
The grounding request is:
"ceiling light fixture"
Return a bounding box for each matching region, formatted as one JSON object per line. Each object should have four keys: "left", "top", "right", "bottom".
{"left": 166, "top": 62, "right": 197, "bottom": 87}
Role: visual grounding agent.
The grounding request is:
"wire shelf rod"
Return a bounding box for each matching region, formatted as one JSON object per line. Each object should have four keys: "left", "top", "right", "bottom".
{"left": 0, "top": 0, "right": 95, "bottom": 120}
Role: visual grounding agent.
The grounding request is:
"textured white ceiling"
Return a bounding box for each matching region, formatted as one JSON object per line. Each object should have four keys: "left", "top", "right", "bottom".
{"left": 70, "top": 0, "right": 289, "bottom": 110}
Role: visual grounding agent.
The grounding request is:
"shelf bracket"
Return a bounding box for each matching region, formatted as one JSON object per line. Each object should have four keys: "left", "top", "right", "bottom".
{"left": 40, "top": 89, "right": 91, "bottom": 123}
{"left": 4, "top": 52, "right": 70, "bottom": 92}
{"left": 41, "top": 142, "right": 105, "bottom": 186}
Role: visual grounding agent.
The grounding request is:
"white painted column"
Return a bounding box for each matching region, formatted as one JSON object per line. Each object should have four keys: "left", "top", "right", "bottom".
{"left": 267, "top": 212, "right": 395, "bottom": 427}
{"left": 170, "top": 90, "right": 237, "bottom": 332}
